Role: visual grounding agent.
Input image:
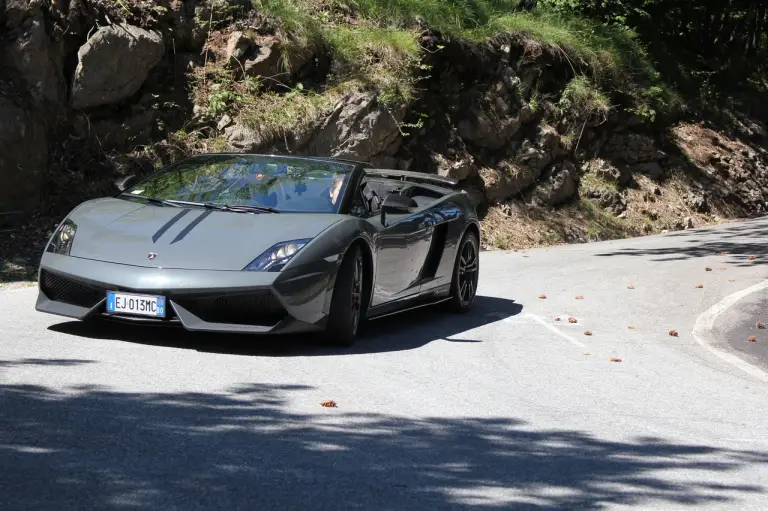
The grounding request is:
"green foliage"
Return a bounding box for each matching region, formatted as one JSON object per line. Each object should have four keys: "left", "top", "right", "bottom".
{"left": 540, "top": 0, "right": 768, "bottom": 106}
{"left": 558, "top": 75, "right": 610, "bottom": 120}
{"left": 239, "top": 81, "right": 361, "bottom": 142}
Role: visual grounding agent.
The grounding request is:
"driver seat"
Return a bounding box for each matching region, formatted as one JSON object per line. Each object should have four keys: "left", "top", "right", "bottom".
{"left": 361, "top": 181, "right": 382, "bottom": 213}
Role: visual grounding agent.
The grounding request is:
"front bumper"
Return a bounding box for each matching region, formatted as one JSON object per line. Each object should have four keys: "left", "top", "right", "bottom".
{"left": 35, "top": 253, "right": 339, "bottom": 334}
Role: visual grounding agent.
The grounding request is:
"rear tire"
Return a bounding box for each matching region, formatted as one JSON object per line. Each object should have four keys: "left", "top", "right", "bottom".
{"left": 447, "top": 230, "right": 479, "bottom": 313}
{"left": 324, "top": 245, "right": 364, "bottom": 346}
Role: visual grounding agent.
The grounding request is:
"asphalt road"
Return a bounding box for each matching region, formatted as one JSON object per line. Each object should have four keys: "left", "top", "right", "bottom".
{"left": 712, "top": 290, "right": 768, "bottom": 372}
{"left": 2, "top": 218, "right": 768, "bottom": 510}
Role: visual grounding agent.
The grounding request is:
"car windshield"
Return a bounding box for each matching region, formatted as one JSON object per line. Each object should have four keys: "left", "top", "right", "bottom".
{"left": 122, "top": 155, "right": 355, "bottom": 213}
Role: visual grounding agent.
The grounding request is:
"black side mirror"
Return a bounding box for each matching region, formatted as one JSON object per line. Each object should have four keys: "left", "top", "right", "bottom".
{"left": 115, "top": 175, "right": 138, "bottom": 192}
{"left": 380, "top": 193, "right": 418, "bottom": 226}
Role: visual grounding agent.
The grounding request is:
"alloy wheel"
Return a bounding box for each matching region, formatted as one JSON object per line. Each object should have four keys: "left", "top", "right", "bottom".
{"left": 458, "top": 238, "right": 478, "bottom": 306}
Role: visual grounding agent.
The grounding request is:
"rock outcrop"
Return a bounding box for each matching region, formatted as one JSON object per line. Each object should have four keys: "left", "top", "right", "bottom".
{"left": 70, "top": 24, "right": 165, "bottom": 109}
{"left": 307, "top": 92, "right": 405, "bottom": 165}
{"left": 1, "top": 0, "right": 768, "bottom": 238}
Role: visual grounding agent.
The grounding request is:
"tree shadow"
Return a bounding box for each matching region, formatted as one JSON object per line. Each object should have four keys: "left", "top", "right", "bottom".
{"left": 0, "top": 359, "right": 96, "bottom": 368}
{"left": 47, "top": 295, "right": 524, "bottom": 357}
{"left": 594, "top": 218, "right": 768, "bottom": 267}
{"left": 0, "top": 382, "right": 765, "bottom": 510}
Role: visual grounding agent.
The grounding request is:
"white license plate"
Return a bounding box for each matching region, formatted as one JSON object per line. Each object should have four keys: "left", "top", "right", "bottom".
{"left": 106, "top": 291, "right": 166, "bottom": 318}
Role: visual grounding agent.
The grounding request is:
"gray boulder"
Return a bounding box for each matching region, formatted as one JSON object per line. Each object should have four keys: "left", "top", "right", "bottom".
{"left": 432, "top": 153, "right": 475, "bottom": 181}
{"left": 307, "top": 91, "right": 404, "bottom": 162}
{"left": 534, "top": 162, "right": 578, "bottom": 207}
{"left": 244, "top": 38, "right": 283, "bottom": 78}
{"left": 70, "top": 24, "right": 165, "bottom": 109}
{"left": 479, "top": 161, "right": 539, "bottom": 204}
{"left": 2, "top": 0, "right": 65, "bottom": 103}
{"left": 516, "top": 139, "right": 552, "bottom": 171}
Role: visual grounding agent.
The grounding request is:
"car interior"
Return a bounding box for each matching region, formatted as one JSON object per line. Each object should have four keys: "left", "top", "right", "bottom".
{"left": 362, "top": 177, "right": 449, "bottom": 210}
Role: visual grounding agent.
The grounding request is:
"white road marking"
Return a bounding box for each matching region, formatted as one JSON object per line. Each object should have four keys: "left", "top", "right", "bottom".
{"left": 526, "top": 313, "right": 588, "bottom": 349}
{"left": 691, "top": 280, "right": 768, "bottom": 383}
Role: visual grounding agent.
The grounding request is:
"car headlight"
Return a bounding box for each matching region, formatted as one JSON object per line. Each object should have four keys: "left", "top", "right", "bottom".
{"left": 243, "top": 238, "right": 312, "bottom": 272}
{"left": 46, "top": 219, "right": 77, "bottom": 256}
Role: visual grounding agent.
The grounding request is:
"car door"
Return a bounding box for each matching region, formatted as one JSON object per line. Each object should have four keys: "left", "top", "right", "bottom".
{"left": 365, "top": 187, "right": 435, "bottom": 307}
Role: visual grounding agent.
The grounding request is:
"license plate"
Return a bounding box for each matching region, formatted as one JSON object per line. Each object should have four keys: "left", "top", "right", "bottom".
{"left": 106, "top": 291, "right": 166, "bottom": 318}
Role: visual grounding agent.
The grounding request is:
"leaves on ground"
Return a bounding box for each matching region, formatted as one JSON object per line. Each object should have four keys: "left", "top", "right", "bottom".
{"left": 321, "top": 400, "right": 338, "bottom": 408}
{"left": 747, "top": 336, "right": 758, "bottom": 343}
{"left": 568, "top": 317, "right": 578, "bottom": 323}
{"left": 609, "top": 357, "right": 623, "bottom": 363}
{"left": 584, "top": 331, "right": 593, "bottom": 336}
{"left": 669, "top": 330, "right": 679, "bottom": 337}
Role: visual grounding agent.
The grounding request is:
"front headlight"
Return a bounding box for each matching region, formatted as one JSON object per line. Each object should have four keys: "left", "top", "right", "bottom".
{"left": 46, "top": 219, "right": 78, "bottom": 256}
{"left": 243, "top": 238, "right": 312, "bottom": 272}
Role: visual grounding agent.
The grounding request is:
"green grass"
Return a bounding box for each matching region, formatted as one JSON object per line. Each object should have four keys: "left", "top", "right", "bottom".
{"left": 248, "top": 0, "right": 678, "bottom": 118}
{"left": 239, "top": 80, "right": 362, "bottom": 141}
{"left": 189, "top": 0, "right": 683, "bottom": 145}
{"left": 581, "top": 172, "right": 618, "bottom": 191}
{"left": 576, "top": 198, "right": 631, "bottom": 241}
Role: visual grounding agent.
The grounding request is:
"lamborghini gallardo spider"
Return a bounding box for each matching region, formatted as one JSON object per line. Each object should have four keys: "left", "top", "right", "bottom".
{"left": 36, "top": 153, "right": 481, "bottom": 345}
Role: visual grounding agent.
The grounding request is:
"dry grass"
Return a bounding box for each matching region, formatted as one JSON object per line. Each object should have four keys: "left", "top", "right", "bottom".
{"left": 481, "top": 172, "right": 720, "bottom": 251}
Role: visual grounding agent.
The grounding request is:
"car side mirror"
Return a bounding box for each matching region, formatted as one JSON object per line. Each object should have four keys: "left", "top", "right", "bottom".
{"left": 380, "top": 193, "right": 418, "bottom": 226}
{"left": 115, "top": 175, "right": 138, "bottom": 192}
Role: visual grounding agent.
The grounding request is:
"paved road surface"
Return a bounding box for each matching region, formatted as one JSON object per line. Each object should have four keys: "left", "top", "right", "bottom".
{"left": 712, "top": 289, "right": 768, "bottom": 372}
{"left": 2, "top": 218, "right": 768, "bottom": 510}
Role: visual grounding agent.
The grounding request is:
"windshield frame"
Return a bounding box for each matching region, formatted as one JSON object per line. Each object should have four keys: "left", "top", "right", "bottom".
{"left": 118, "top": 153, "right": 361, "bottom": 214}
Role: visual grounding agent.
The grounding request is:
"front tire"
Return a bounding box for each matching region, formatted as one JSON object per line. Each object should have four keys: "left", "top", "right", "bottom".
{"left": 324, "top": 245, "right": 364, "bottom": 346}
{"left": 447, "top": 230, "right": 479, "bottom": 313}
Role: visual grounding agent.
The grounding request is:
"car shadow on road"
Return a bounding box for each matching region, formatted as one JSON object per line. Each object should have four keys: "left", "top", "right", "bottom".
{"left": 47, "top": 295, "right": 523, "bottom": 357}
{"left": 595, "top": 218, "right": 768, "bottom": 266}
{"left": 1, "top": 382, "right": 766, "bottom": 510}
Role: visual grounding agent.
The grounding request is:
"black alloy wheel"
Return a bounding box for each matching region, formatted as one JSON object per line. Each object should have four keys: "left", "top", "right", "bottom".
{"left": 448, "top": 231, "right": 479, "bottom": 312}
{"left": 326, "top": 246, "right": 365, "bottom": 346}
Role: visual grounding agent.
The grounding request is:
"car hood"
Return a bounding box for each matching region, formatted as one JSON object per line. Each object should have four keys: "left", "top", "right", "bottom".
{"left": 65, "top": 198, "right": 342, "bottom": 270}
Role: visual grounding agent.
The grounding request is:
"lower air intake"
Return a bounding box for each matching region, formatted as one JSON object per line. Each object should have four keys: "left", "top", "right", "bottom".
{"left": 40, "top": 270, "right": 105, "bottom": 309}
{"left": 175, "top": 290, "right": 287, "bottom": 327}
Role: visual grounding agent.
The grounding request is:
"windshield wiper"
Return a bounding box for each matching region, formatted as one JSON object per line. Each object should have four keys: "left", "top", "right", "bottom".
{"left": 200, "top": 203, "right": 281, "bottom": 214}
{"left": 121, "top": 194, "right": 183, "bottom": 208}
{"left": 121, "top": 195, "right": 280, "bottom": 213}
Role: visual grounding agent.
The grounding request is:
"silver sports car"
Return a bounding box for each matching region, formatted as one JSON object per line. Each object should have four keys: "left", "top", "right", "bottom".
{"left": 36, "top": 154, "right": 481, "bottom": 345}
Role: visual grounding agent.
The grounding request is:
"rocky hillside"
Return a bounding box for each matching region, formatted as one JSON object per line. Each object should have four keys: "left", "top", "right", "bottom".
{"left": 2, "top": 0, "right": 768, "bottom": 277}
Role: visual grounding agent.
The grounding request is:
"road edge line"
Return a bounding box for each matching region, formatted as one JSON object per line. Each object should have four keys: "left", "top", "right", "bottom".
{"left": 691, "top": 280, "right": 768, "bottom": 383}
{"left": 527, "top": 313, "right": 588, "bottom": 349}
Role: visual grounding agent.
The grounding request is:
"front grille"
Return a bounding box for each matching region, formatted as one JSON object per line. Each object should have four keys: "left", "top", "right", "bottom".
{"left": 175, "top": 290, "right": 287, "bottom": 326}
{"left": 40, "top": 270, "right": 105, "bottom": 309}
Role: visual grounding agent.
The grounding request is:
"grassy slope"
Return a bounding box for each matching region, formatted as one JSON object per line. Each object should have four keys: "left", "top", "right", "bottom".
{"left": 189, "top": 0, "right": 679, "bottom": 139}
{"left": 171, "top": 0, "right": 731, "bottom": 252}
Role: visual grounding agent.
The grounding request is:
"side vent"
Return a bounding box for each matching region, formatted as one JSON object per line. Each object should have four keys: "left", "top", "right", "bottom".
{"left": 420, "top": 223, "right": 449, "bottom": 280}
